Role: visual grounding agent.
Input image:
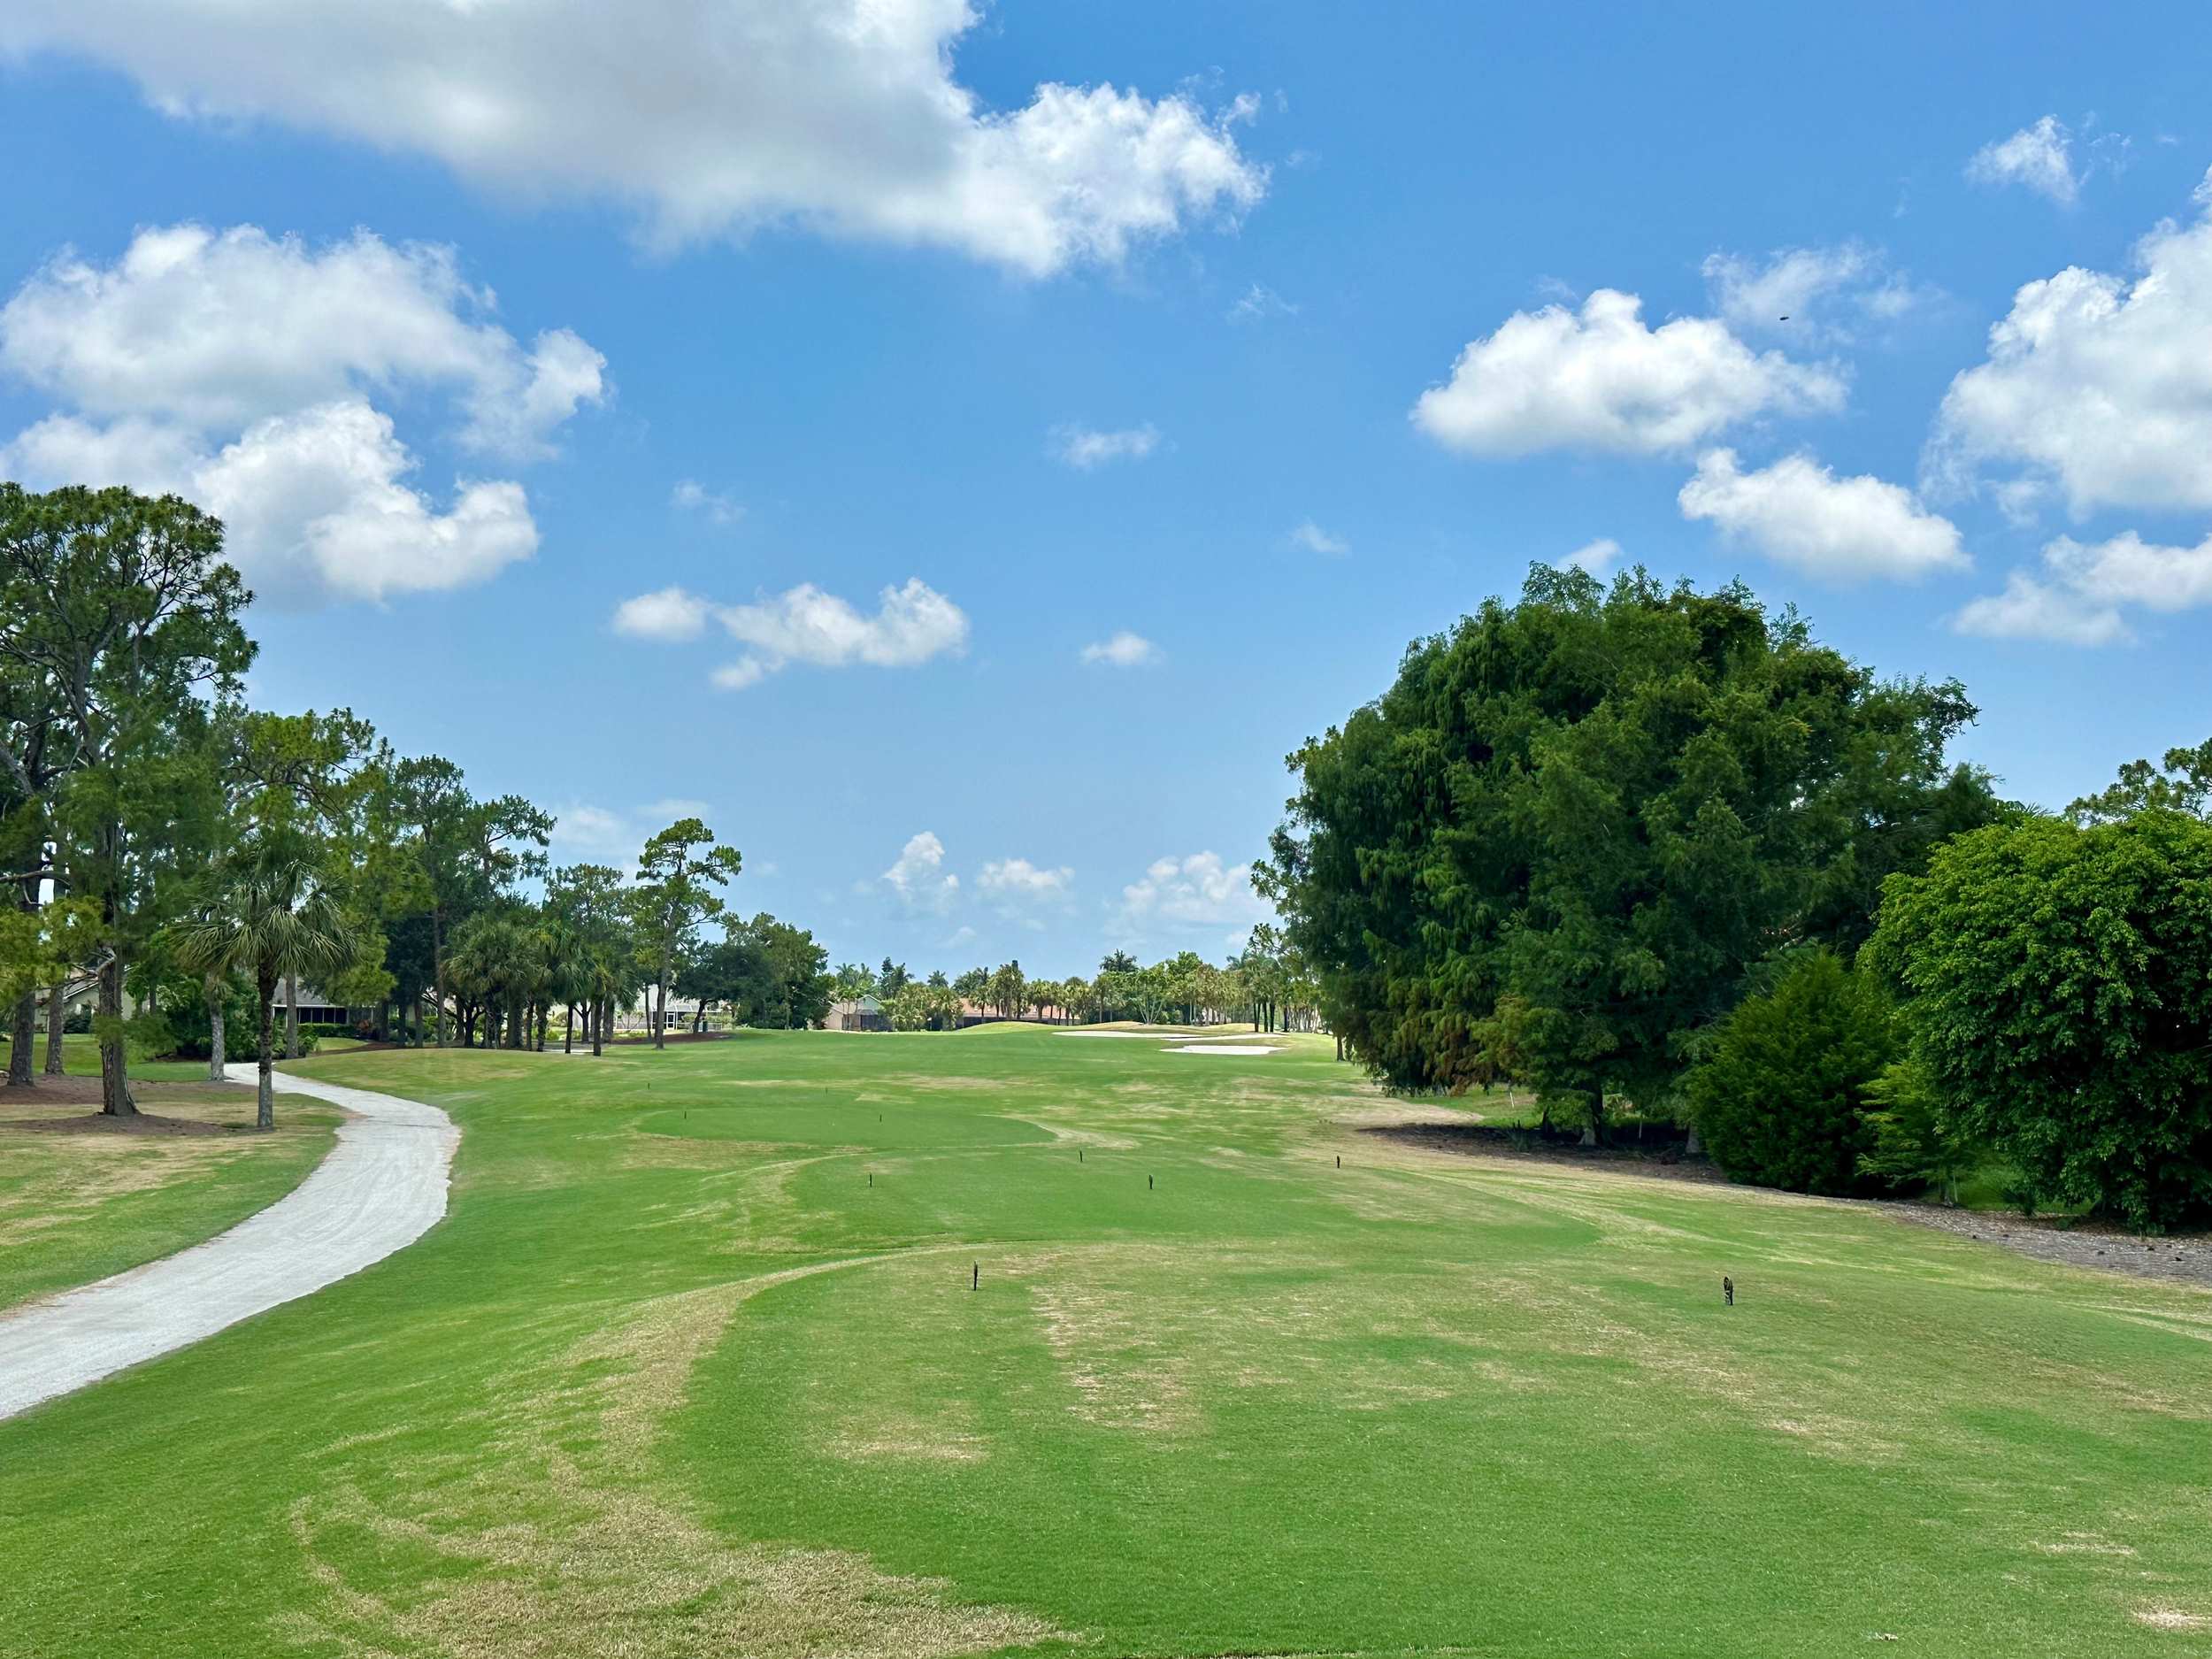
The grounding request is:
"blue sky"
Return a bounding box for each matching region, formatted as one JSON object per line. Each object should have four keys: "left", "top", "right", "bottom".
{"left": 4, "top": 3, "right": 2212, "bottom": 976}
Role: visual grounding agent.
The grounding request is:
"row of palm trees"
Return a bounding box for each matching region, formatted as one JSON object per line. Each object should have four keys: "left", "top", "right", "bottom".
{"left": 173, "top": 849, "right": 647, "bottom": 1130}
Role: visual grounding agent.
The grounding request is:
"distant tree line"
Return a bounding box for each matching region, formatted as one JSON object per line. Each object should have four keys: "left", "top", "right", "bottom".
{"left": 826, "top": 932, "right": 1321, "bottom": 1034}
{"left": 1263, "top": 565, "right": 2212, "bottom": 1232}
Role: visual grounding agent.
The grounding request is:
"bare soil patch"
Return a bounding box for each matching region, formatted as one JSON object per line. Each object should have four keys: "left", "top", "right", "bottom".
{"left": 2, "top": 1078, "right": 266, "bottom": 1135}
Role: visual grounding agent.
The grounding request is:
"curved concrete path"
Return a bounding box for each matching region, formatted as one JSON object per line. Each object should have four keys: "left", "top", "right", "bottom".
{"left": 0, "top": 1066, "right": 457, "bottom": 1422}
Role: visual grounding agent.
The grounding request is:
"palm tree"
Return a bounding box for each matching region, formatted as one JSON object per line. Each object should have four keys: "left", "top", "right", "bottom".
{"left": 173, "top": 854, "right": 359, "bottom": 1130}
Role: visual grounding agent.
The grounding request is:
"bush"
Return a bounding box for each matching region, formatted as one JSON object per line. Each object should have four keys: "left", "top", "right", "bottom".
{"left": 1689, "top": 951, "right": 1897, "bottom": 1195}
{"left": 1857, "top": 1058, "right": 1982, "bottom": 1204}
{"left": 1870, "top": 809, "right": 2212, "bottom": 1231}
{"left": 62, "top": 1005, "right": 90, "bottom": 1034}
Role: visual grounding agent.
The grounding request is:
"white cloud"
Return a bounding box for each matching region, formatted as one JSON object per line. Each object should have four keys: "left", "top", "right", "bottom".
{"left": 672, "top": 479, "right": 741, "bottom": 526}
{"left": 614, "top": 576, "right": 969, "bottom": 689}
{"left": 1287, "top": 519, "right": 1348, "bottom": 556}
{"left": 1079, "top": 630, "right": 1160, "bottom": 667}
{"left": 882, "top": 831, "right": 958, "bottom": 910}
{"left": 1955, "top": 526, "right": 2212, "bottom": 645}
{"left": 979, "top": 857, "right": 1072, "bottom": 897}
{"left": 0, "top": 224, "right": 602, "bottom": 457}
{"left": 611, "top": 586, "right": 711, "bottom": 641}
{"left": 546, "top": 797, "right": 723, "bottom": 871}
{"left": 1701, "top": 242, "right": 1937, "bottom": 342}
{"left": 1928, "top": 171, "right": 2212, "bottom": 515}
{"left": 1053, "top": 423, "right": 1160, "bottom": 469}
{"left": 0, "top": 223, "right": 597, "bottom": 608}
{"left": 1113, "top": 850, "right": 1270, "bottom": 937}
{"left": 4, "top": 3, "right": 1265, "bottom": 277}
{"left": 2043, "top": 527, "right": 2212, "bottom": 611}
{"left": 1966, "top": 116, "right": 2079, "bottom": 206}
{"left": 1557, "top": 536, "right": 1620, "bottom": 577}
{"left": 5, "top": 401, "right": 538, "bottom": 607}
{"left": 1678, "top": 449, "right": 1967, "bottom": 582}
{"left": 1411, "top": 288, "right": 1846, "bottom": 458}
{"left": 1228, "top": 282, "right": 1297, "bottom": 322}
{"left": 1953, "top": 572, "right": 2128, "bottom": 647}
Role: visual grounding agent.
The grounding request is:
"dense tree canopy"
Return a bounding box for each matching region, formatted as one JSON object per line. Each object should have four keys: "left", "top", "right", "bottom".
{"left": 1263, "top": 566, "right": 2001, "bottom": 1130}
{"left": 1870, "top": 807, "right": 2212, "bottom": 1230}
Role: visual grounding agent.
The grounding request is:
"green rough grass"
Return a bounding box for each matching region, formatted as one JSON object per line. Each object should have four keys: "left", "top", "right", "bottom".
{"left": 3, "top": 1026, "right": 2208, "bottom": 1658}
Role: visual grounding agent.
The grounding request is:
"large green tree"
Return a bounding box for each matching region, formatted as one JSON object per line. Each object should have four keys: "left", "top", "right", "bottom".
{"left": 1870, "top": 806, "right": 2212, "bottom": 1231}
{"left": 1263, "top": 566, "right": 2000, "bottom": 1135}
{"left": 634, "top": 818, "right": 741, "bottom": 1048}
{"left": 0, "top": 487, "right": 253, "bottom": 1115}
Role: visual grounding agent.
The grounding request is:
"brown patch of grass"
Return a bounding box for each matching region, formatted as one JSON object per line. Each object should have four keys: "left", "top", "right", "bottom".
{"left": 281, "top": 1256, "right": 1067, "bottom": 1659}
{"left": 2133, "top": 1605, "right": 2211, "bottom": 1632}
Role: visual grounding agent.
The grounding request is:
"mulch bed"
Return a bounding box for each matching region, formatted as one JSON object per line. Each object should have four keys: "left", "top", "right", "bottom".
{"left": 1363, "top": 1119, "right": 1732, "bottom": 1185}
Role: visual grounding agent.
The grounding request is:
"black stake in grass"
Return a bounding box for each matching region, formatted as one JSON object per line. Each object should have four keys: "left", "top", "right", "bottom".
{"left": 972, "top": 1262, "right": 979, "bottom": 1291}
{"left": 1335, "top": 1155, "right": 1340, "bottom": 1169}
{"left": 1148, "top": 1174, "right": 1154, "bottom": 1191}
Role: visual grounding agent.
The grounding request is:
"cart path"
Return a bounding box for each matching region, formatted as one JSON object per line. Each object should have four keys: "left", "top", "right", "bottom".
{"left": 0, "top": 1065, "right": 457, "bottom": 1422}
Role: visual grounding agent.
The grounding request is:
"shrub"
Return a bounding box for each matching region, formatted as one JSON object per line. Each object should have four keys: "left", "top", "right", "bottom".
{"left": 1870, "top": 810, "right": 2212, "bottom": 1231}
{"left": 1689, "top": 951, "right": 1897, "bottom": 1195}
{"left": 1857, "top": 1059, "right": 1981, "bottom": 1204}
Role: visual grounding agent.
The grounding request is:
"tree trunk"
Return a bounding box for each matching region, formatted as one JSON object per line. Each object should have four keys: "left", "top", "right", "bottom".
{"left": 285, "top": 972, "right": 300, "bottom": 1059}
{"left": 206, "top": 970, "right": 227, "bottom": 1083}
{"left": 591, "top": 996, "right": 603, "bottom": 1057}
{"left": 1684, "top": 1126, "right": 1703, "bottom": 1156}
{"left": 44, "top": 978, "right": 65, "bottom": 1074}
{"left": 653, "top": 965, "right": 668, "bottom": 1050}
{"left": 8, "top": 987, "right": 34, "bottom": 1087}
{"left": 564, "top": 1003, "right": 574, "bottom": 1055}
{"left": 98, "top": 950, "right": 135, "bottom": 1118}
{"left": 256, "top": 969, "right": 277, "bottom": 1130}
{"left": 431, "top": 906, "right": 448, "bottom": 1047}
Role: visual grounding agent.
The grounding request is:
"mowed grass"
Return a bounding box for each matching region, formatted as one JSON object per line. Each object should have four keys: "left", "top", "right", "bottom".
{"left": 0, "top": 1038, "right": 339, "bottom": 1311}
{"left": 2, "top": 1028, "right": 2208, "bottom": 1658}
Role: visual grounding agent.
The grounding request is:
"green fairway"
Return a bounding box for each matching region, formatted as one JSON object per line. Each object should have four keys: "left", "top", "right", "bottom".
{"left": 3, "top": 1027, "right": 2208, "bottom": 1658}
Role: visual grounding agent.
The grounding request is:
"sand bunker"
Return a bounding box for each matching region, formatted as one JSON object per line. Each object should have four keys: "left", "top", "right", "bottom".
{"left": 1166, "top": 1044, "right": 1282, "bottom": 1056}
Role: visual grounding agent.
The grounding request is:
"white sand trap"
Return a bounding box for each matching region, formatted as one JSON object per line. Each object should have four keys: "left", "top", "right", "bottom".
{"left": 0, "top": 1064, "right": 457, "bottom": 1421}
{"left": 1166, "top": 1043, "right": 1282, "bottom": 1056}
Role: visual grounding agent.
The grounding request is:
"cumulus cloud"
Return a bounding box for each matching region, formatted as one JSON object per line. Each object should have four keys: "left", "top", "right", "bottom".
{"left": 1953, "top": 572, "right": 2128, "bottom": 647}
{"left": 611, "top": 586, "right": 711, "bottom": 641}
{"left": 1411, "top": 288, "right": 1845, "bottom": 457}
{"left": 1701, "top": 242, "right": 1937, "bottom": 342}
{"left": 1287, "top": 519, "right": 1348, "bottom": 556}
{"left": 0, "top": 223, "right": 597, "bottom": 607}
{"left": 1929, "top": 171, "right": 2212, "bottom": 516}
{"left": 1079, "top": 630, "right": 1160, "bottom": 667}
{"left": 0, "top": 224, "right": 603, "bottom": 456}
{"left": 5, "top": 401, "right": 538, "bottom": 606}
{"left": 1053, "top": 424, "right": 1160, "bottom": 469}
{"left": 882, "top": 831, "right": 958, "bottom": 909}
{"left": 672, "top": 479, "right": 741, "bottom": 526}
{"left": 979, "top": 858, "right": 1073, "bottom": 897}
{"left": 1966, "top": 116, "right": 2080, "bottom": 205}
{"left": 1557, "top": 536, "right": 1621, "bottom": 577}
{"left": 1114, "top": 851, "right": 1270, "bottom": 938}
{"left": 2, "top": 1, "right": 1266, "bottom": 277}
{"left": 614, "top": 577, "right": 970, "bottom": 689}
{"left": 1955, "top": 527, "right": 2212, "bottom": 646}
{"left": 1678, "top": 449, "right": 1967, "bottom": 582}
